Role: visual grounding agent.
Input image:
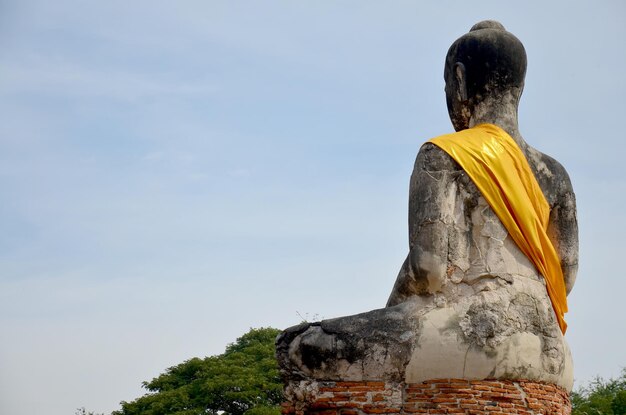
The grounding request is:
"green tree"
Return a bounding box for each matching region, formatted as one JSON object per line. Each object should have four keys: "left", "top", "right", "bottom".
{"left": 113, "top": 327, "right": 283, "bottom": 415}
{"left": 572, "top": 369, "right": 626, "bottom": 415}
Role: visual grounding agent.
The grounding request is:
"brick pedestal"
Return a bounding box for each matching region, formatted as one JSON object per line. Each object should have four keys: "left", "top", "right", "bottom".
{"left": 281, "top": 379, "right": 570, "bottom": 415}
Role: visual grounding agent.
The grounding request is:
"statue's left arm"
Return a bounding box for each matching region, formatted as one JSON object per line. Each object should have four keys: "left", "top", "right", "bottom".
{"left": 547, "top": 169, "right": 579, "bottom": 295}
{"left": 386, "top": 143, "right": 458, "bottom": 307}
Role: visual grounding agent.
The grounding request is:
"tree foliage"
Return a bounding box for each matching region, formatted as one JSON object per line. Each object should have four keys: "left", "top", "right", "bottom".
{"left": 572, "top": 369, "right": 626, "bottom": 415}
{"left": 112, "top": 327, "right": 283, "bottom": 415}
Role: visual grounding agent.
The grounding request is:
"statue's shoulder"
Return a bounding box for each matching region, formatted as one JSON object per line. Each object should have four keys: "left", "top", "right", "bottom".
{"left": 527, "top": 146, "right": 575, "bottom": 208}
{"left": 526, "top": 146, "right": 575, "bottom": 205}
{"left": 414, "top": 141, "right": 461, "bottom": 172}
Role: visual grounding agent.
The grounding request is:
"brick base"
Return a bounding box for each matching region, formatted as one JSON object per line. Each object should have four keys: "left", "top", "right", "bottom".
{"left": 281, "top": 379, "right": 571, "bottom": 415}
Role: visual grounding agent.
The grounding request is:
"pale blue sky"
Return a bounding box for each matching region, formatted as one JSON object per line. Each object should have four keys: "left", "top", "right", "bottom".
{"left": 1, "top": 1, "right": 625, "bottom": 414}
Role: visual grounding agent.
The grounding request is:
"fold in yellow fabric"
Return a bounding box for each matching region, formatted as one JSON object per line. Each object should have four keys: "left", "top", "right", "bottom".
{"left": 429, "top": 123, "right": 568, "bottom": 334}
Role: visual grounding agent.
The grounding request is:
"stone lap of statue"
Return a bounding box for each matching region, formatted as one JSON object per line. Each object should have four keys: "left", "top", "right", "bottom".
{"left": 276, "top": 20, "right": 578, "bottom": 391}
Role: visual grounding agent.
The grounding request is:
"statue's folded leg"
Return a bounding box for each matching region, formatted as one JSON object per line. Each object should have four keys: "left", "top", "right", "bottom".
{"left": 276, "top": 299, "right": 424, "bottom": 382}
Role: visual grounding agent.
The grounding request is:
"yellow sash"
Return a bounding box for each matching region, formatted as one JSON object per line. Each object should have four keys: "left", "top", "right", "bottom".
{"left": 429, "top": 124, "right": 568, "bottom": 334}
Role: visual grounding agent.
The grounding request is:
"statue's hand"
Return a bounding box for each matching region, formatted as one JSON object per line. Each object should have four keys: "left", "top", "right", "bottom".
{"left": 409, "top": 245, "right": 448, "bottom": 293}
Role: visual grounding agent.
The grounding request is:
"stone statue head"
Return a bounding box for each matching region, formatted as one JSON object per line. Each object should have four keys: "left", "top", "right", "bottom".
{"left": 444, "top": 20, "right": 527, "bottom": 131}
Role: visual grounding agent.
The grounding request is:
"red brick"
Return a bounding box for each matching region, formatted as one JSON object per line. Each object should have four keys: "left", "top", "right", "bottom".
{"left": 410, "top": 402, "right": 436, "bottom": 409}
{"left": 336, "top": 382, "right": 361, "bottom": 387}
{"left": 350, "top": 386, "right": 386, "bottom": 392}
{"left": 461, "top": 404, "right": 480, "bottom": 410}
{"left": 484, "top": 395, "right": 515, "bottom": 402}
{"left": 482, "top": 393, "right": 504, "bottom": 400}
{"left": 309, "top": 402, "right": 337, "bottom": 410}
{"left": 405, "top": 397, "right": 431, "bottom": 403}
{"left": 429, "top": 378, "right": 453, "bottom": 383}
{"left": 437, "top": 402, "right": 466, "bottom": 409}
{"left": 284, "top": 379, "right": 570, "bottom": 415}
{"left": 435, "top": 393, "right": 461, "bottom": 399}
{"left": 362, "top": 405, "right": 401, "bottom": 414}
{"left": 330, "top": 395, "right": 351, "bottom": 402}
{"left": 335, "top": 393, "right": 354, "bottom": 398}
{"left": 440, "top": 388, "right": 475, "bottom": 394}
{"left": 406, "top": 394, "right": 430, "bottom": 400}
{"left": 312, "top": 410, "right": 338, "bottom": 415}
{"left": 406, "top": 385, "right": 427, "bottom": 390}
{"left": 431, "top": 398, "right": 456, "bottom": 403}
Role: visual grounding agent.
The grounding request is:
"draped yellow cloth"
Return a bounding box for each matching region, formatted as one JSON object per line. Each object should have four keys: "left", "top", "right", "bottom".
{"left": 429, "top": 123, "right": 568, "bottom": 334}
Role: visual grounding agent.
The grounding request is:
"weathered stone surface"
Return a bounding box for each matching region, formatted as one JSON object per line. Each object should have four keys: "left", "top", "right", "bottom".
{"left": 276, "top": 300, "right": 421, "bottom": 382}
{"left": 276, "top": 20, "right": 578, "bottom": 392}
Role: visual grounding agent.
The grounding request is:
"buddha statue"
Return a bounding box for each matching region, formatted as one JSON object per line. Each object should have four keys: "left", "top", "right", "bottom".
{"left": 276, "top": 20, "right": 578, "bottom": 392}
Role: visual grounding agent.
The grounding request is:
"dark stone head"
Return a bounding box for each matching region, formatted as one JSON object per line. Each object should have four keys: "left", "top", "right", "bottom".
{"left": 444, "top": 20, "right": 527, "bottom": 131}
